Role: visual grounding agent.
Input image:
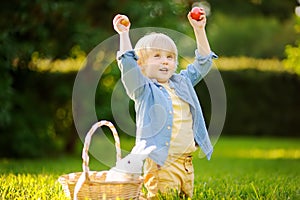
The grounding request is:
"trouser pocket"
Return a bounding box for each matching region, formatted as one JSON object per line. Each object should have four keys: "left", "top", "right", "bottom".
{"left": 184, "top": 156, "right": 194, "bottom": 174}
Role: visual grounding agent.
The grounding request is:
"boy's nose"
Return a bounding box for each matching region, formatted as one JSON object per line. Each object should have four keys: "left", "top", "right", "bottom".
{"left": 161, "top": 57, "right": 169, "bottom": 65}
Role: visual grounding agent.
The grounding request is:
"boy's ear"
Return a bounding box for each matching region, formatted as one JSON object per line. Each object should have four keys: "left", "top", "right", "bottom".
{"left": 137, "top": 60, "right": 145, "bottom": 72}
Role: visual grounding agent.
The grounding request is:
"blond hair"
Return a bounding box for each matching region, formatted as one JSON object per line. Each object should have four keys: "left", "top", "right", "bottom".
{"left": 134, "top": 32, "right": 178, "bottom": 66}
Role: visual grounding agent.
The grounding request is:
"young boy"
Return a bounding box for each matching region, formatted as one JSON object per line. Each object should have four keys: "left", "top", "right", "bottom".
{"left": 113, "top": 9, "right": 217, "bottom": 199}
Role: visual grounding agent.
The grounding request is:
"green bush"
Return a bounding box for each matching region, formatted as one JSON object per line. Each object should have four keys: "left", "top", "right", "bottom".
{"left": 283, "top": 16, "right": 300, "bottom": 76}
{"left": 0, "top": 32, "right": 16, "bottom": 128}
{"left": 197, "top": 69, "right": 300, "bottom": 137}
{"left": 284, "top": 43, "right": 300, "bottom": 75}
{"left": 0, "top": 70, "right": 76, "bottom": 158}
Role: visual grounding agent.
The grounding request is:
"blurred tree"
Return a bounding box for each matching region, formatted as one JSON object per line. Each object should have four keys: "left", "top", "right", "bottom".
{"left": 1, "top": 0, "right": 299, "bottom": 157}
{"left": 207, "top": 13, "right": 297, "bottom": 58}
{"left": 208, "top": 0, "right": 295, "bottom": 20}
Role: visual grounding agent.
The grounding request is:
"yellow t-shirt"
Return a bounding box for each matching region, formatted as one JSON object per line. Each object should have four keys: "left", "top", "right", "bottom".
{"left": 160, "top": 82, "right": 197, "bottom": 154}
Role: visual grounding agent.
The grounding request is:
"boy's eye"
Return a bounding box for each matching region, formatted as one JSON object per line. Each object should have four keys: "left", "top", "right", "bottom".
{"left": 154, "top": 54, "right": 160, "bottom": 58}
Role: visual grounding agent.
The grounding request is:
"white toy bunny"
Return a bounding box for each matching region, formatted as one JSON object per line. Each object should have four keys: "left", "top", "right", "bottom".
{"left": 105, "top": 140, "right": 156, "bottom": 181}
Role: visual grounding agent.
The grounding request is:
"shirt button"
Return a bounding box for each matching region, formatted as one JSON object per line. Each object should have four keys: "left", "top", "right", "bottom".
{"left": 167, "top": 126, "right": 171, "bottom": 130}
{"left": 159, "top": 87, "right": 163, "bottom": 90}
{"left": 169, "top": 111, "right": 172, "bottom": 114}
{"left": 165, "top": 142, "right": 169, "bottom": 146}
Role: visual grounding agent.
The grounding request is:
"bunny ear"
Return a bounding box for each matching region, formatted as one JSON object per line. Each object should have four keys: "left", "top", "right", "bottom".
{"left": 142, "top": 145, "right": 157, "bottom": 155}
{"left": 136, "top": 145, "right": 156, "bottom": 161}
{"left": 131, "top": 140, "right": 146, "bottom": 154}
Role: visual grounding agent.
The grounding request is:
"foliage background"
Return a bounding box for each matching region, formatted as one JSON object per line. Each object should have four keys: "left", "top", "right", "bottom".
{"left": 0, "top": 0, "right": 299, "bottom": 157}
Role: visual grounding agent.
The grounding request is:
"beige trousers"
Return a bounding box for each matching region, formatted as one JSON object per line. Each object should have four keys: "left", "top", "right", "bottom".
{"left": 143, "top": 154, "right": 194, "bottom": 199}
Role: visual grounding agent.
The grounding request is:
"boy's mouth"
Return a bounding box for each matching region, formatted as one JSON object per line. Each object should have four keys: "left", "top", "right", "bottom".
{"left": 159, "top": 67, "right": 169, "bottom": 72}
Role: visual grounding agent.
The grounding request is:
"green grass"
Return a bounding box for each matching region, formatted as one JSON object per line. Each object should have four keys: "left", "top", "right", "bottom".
{"left": 0, "top": 137, "right": 299, "bottom": 199}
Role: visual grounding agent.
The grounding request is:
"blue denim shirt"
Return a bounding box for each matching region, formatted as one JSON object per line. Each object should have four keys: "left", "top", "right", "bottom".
{"left": 117, "top": 50, "right": 217, "bottom": 166}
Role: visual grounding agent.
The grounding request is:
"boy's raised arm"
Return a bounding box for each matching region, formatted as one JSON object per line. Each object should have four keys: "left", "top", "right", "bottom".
{"left": 187, "top": 8, "right": 211, "bottom": 57}
{"left": 113, "top": 14, "right": 133, "bottom": 55}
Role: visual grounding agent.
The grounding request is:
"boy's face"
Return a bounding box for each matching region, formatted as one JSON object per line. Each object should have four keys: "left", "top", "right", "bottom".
{"left": 141, "top": 49, "right": 176, "bottom": 83}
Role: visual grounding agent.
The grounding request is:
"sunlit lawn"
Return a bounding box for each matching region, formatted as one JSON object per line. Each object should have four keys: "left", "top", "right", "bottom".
{"left": 0, "top": 137, "right": 299, "bottom": 199}
{"left": 193, "top": 137, "right": 300, "bottom": 199}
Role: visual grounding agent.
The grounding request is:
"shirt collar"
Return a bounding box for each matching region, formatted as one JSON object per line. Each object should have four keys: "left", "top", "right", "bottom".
{"left": 150, "top": 76, "right": 177, "bottom": 89}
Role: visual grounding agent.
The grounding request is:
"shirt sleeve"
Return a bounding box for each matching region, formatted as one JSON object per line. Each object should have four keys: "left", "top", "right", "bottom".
{"left": 117, "top": 50, "right": 148, "bottom": 100}
{"left": 180, "top": 50, "right": 218, "bottom": 86}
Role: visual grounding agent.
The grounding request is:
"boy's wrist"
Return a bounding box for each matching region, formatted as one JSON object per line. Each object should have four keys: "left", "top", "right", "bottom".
{"left": 193, "top": 26, "right": 206, "bottom": 34}
{"left": 119, "top": 31, "right": 129, "bottom": 36}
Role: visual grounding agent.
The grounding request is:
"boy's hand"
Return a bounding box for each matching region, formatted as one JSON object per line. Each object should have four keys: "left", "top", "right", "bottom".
{"left": 113, "top": 14, "right": 131, "bottom": 34}
{"left": 187, "top": 8, "right": 206, "bottom": 30}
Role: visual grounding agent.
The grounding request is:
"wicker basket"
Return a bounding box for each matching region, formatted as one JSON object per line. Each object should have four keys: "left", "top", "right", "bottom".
{"left": 58, "top": 120, "right": 143, "bottom": 200}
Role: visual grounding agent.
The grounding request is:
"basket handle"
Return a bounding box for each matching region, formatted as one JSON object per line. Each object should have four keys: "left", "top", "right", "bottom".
{"left": 81, "top": 120, "right": 121, "bottom": 175}
{"left": 74, "top": 120, "right": 121, "bottom": 200}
